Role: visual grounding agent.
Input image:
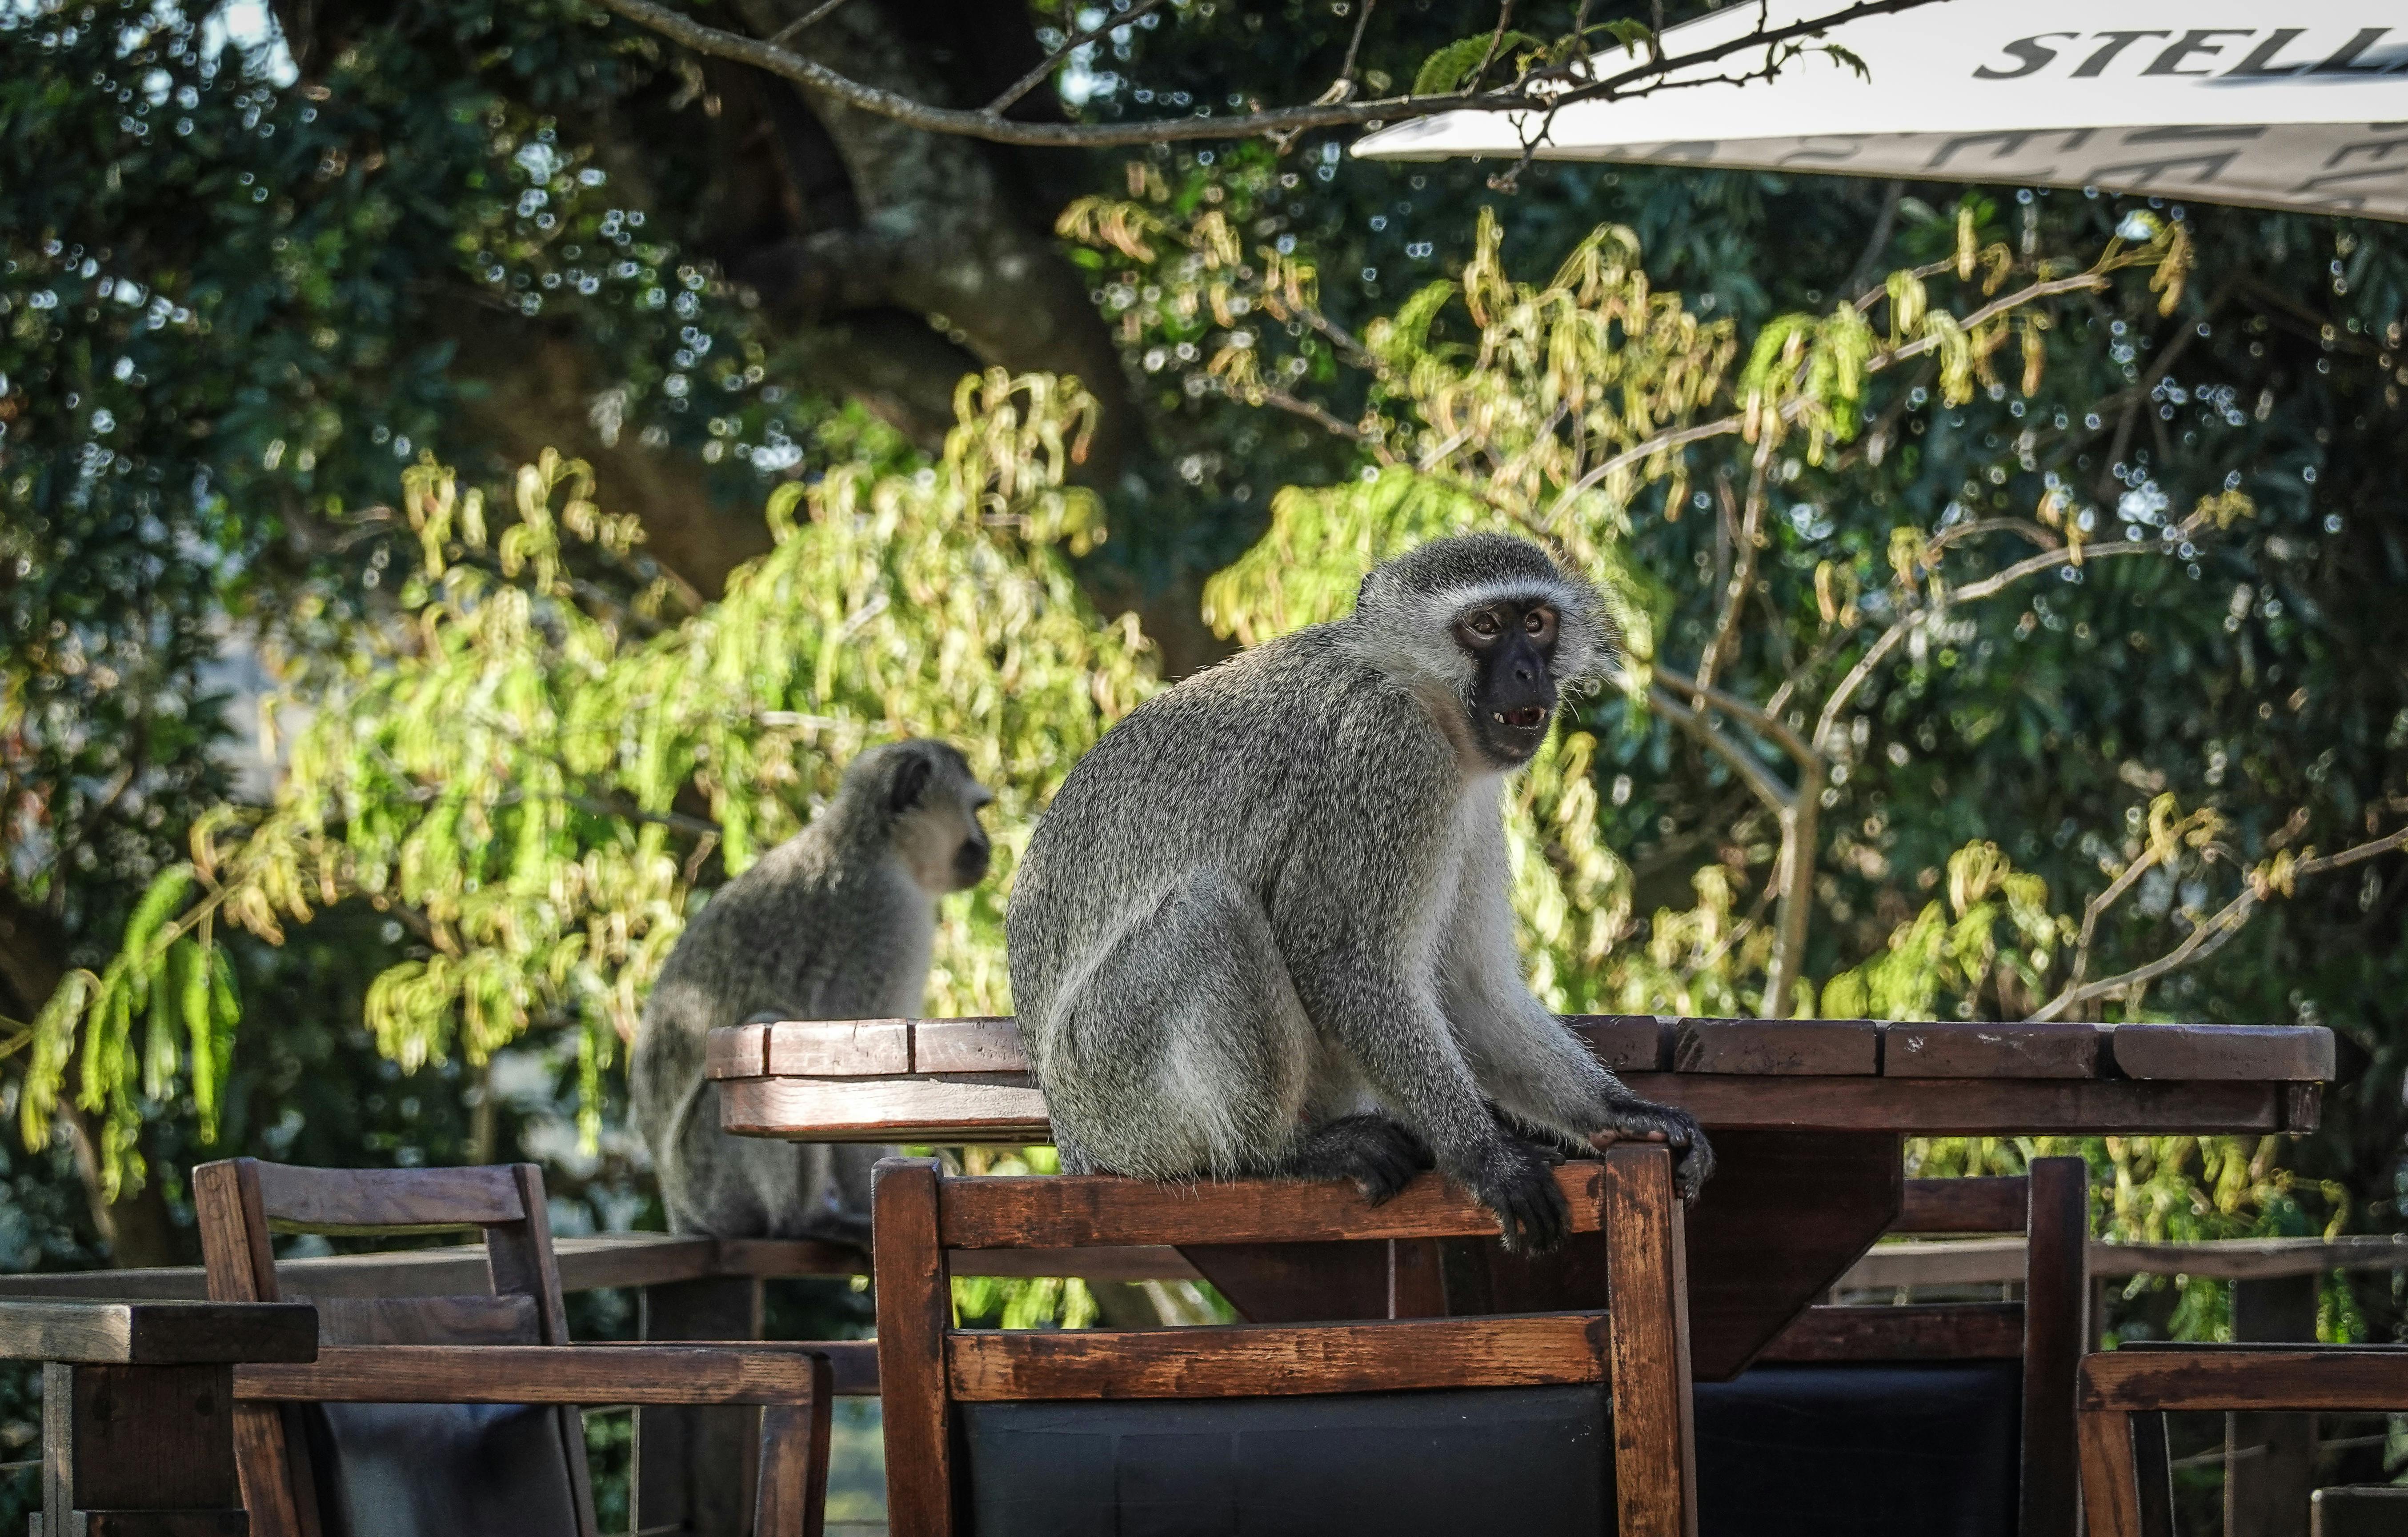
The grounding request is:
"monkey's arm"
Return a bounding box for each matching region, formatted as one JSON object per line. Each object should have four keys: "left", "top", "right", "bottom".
{"left": 1440, "top": 815, "right": 1715, "bottom": 1199}
{"left": 1270, "top": 727, "right": 1572, "bottom": 1247}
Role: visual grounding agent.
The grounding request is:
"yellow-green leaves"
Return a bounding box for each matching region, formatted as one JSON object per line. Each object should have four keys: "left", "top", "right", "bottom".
{"left": 1412, "top": 32, "right": 1541, "bottom": 96}
{"left": 26, "top": 372, "right": 1156, "bottom": 1191}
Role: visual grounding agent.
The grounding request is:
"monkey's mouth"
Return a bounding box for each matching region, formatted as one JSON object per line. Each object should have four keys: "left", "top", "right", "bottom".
{"left": 1493, "top": 707, "right": 1549, "bottom": 731}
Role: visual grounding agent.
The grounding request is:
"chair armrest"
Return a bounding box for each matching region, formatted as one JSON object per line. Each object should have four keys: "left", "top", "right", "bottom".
{"left": 582, "top": 1337, "right": 881, "bottom": 1395}
{"left": 234, "top": 1343, "right": 833, "bottom": 1405}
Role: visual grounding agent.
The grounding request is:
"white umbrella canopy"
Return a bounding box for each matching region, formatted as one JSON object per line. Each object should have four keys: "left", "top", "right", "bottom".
{"left": 1354, "top": 5, "right": 2408, "bottom": 220}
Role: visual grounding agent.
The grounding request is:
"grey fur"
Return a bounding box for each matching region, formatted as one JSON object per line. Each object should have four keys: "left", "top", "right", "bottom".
{"left": 1006, "top": 534, "right": 1711, "bottom": 1249}
{"left": 632, "top": 739, "right": 993, "bottom": 1241}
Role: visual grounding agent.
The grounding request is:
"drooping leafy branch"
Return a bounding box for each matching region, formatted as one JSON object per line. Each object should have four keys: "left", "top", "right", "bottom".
{"left": 16, "top": 372, "right": 1153, "bottom": 1193}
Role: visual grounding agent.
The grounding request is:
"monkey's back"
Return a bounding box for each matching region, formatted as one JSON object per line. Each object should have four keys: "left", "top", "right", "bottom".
{"left": 1007, "top": 620, "right": 1455, "bottom": 1039}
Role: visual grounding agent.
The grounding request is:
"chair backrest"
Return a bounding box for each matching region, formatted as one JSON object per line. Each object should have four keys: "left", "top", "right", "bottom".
{"left": 193, "top": 1159, "right": 596, "bottom": 1537}
{"left": 872, "top": 1147, "right": 1696, "bottom": 1537}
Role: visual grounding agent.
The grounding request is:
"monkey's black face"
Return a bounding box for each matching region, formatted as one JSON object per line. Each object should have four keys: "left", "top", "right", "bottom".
{"left": 1454, "top": 598, "right": 1560, "bottom": 765}
{"left": 954, "top": 827, "right": 992, "bottom": 888}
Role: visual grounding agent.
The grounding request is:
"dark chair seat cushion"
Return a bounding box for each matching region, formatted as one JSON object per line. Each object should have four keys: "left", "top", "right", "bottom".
{"left": 300, "top": 1401, "right": 581, "bottom": 1537}
{"left": 1694, "top": 1362, "right": 2022, "bottom": 1537}
{"left": 961, "top": 1385, "right": 1610, "bottom": 1537}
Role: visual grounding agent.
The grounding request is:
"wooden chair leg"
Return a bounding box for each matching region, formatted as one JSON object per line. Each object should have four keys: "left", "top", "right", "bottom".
{"left": 2021, "top": 1156, "right": 2087, "bottom": 1537}
{"left": 874, "top": 1158, "right": 954, "bottom": 1537}
{"left": 1600, "top": 1146, "right": 1698, "bottom": 1537}
{"left": 2078, "top": 1405, "right": 2143, "bottom": 1537}
{"left": 753, "top": 1355, "right": 834, "bottom": 1537}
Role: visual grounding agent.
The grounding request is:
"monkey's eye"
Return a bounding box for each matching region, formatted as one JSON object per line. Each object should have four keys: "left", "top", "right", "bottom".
{"left": 1523, "top": 607, "right": 1556, "bottom": 639}
{"left": 1465, "top": 611, "right": 1502, "bottom": 639}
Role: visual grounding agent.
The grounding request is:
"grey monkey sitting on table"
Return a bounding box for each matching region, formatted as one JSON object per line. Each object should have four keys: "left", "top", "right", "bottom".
{"left": 632, "top": 739, "right": 993, "bottom": 1241}
{"left": 1006, "top": 533, "right": 1712, "bottom": 1252}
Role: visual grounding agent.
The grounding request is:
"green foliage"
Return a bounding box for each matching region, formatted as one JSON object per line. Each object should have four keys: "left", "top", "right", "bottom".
{"left": 21, "top": 371, "right": 1151, "bottom": 1183}
{"left": 1411, "top": 32, "right": 1542, "bottom": 97}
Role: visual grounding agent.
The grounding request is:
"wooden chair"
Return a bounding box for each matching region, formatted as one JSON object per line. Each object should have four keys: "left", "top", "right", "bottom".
{"left": 1694, "top": 1157, "right": 2088, "bottom": 1537}
{"left": 194, "top": 1157, "right": 861, "bottom": 1537}
{"left": 872, "top": 1145, "right": 1697, "bottom": 1537}
{"left": 2079, "top": 1343, "right": 2408, "bottom": 1537}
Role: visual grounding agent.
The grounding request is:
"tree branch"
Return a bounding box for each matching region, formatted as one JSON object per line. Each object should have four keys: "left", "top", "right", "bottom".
{"left": 587, "top": 0, "right": 1950, "bottom": 148}
{"left": 2027, "top": 825, "right": 2408, "bottom": 1022}
{"left": 1648, "top": 685, "right": 1795, "bottom": 813}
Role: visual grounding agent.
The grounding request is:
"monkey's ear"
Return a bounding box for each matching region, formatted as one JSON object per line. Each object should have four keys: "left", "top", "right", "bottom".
{"left": 889, "top": 752, "right": 934, "bottom": 816}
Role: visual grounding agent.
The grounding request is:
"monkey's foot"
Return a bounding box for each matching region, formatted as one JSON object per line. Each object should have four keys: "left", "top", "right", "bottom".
{"left": 1458, "top": 1136, "right": 1571, "bottom": 1254}
{"left": 1290, "top": 1115, "right": 1430, "bottom": 1205}
{"left": 1588, "top": 1101, "right": 1715, "bottom": 1204}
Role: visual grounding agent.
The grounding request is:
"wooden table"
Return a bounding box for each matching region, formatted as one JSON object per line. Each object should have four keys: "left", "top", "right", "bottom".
{"left": 708, "top": 1014, "right": 2332, "bottom": 1381}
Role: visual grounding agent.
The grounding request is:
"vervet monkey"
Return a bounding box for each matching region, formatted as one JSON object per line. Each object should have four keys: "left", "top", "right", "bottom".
{"left": 633, "top": 740, "right": 992, "bottom": 1240}
{"left": 1006, "top": 534, "right": 1710, "bottom": 1251}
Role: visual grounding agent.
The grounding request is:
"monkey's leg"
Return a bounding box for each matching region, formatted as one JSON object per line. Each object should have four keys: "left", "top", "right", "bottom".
{"left": 1280, "top": 1113, "right": 1430, "bottom": 1204}
{"left": 1037, "top": 870, "right": 1316, "bottom": 1183}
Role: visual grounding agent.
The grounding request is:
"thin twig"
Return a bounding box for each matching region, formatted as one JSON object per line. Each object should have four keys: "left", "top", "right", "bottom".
{"left": 1546, "top": 269, "right": 2115, "bottom": 526}
{"left": 1811, "top": 525, "right": 2204, "bottom": 753}
{"left": 986, "top": 0, "right": 1175, "bottom": 116}
{"left": 1695, "top": 440, "right": 1769, "bottom": 698}
{"left": 1653, "top": 663, "right": 1817, "bottom": 768}
{"left": 1648, "top": 686, "right": 1795, "bottom": 813}
{"left": 762, "top": 0, "right": 853, "bottom": 50}
{"left": 2028, "top": 825, "right": 2408, "bottom": 1022}
{"left": 1334, "top": 0, "right": 1377, "bottom": 96}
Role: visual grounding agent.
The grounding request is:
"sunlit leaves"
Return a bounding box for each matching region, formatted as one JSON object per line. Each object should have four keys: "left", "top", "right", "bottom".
{"left": 24, "top": 372, "right": 1154, "bottom": 1187}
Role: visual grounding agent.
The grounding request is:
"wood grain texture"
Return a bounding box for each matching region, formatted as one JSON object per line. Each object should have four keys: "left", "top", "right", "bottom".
{"left": 765, "top": 1019, "right": 911, "bottom": 1077}
{"left": 54, "top": 1363, "right": 244, "bottom": 1509}
{"left": 713, "top": 1069, "right": 2313, "bottom": 1142}
{"left": 1566, "top": 1016, "right": 1672, "bottom": 1070}
{"left": 1883, "top": 1022, "right": 2102, "bottom": 1079}
{"left": 0, "top": 1301, "right": 316, "bottom": 1365}
{"left": 1671, "top": 1018, "right": 1879, "bottom": 1076}
{"left": 191, "top": 1160, "right": 308, "bottom": 1537}
{"left": 2021, "top": 1157, "right": 2088, "bottom": 1537}
{"left": 944, "top": 1313, "right": 1608, "bottom": 1401}
{"left": 719, "top": 1074, "right": 1049, "bottom": 1142}
{"left": 1683, "top": 1130, "right": 1901, "bottom": 1382}
{"left": 940, "top": 1164, "right": 1607, "bottom": 1249}
{"left": 1898, "top": 1176, "right": 2030, "bottom": 1233}
{"left": 2108, "top": 1024, "right": 2333, "bottom": 1082}
{"left": 751, "top": 1359, "right": 831, "bottom": 1537}
{"left": 248, "top": 1161, "right": 527, "bottom": 1233}
{"left": 910, "top": 1017, "right": 1025, "bottom": 1074}
{"left": 704, "top": 1021, "right": 770, "bottom": 1081}
{"left": 871, "top": 1158, "right": 952, "bottom": 1537}
{"left": 1599, "top": 1146, "right": 1697, "bottom": 1537}
{"left": 234, "top": 1345, "right": 833, "bottom": 1404}
{"left": 1617, "top": 1074, "right": 2300, "bottom": 1134}
{"left": 2079, "top": 1406, "right": 2145, "bottom": 1537}
{"left": 2079, "top": 1348, "right": 2408, "bottom": 1410}
{"left": 1755, "top": 1302, "right": 2025, "bottom": 1362}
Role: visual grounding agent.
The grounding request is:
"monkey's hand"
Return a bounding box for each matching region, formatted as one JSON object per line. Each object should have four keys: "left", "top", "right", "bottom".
{"left": 1587, "top": 1101, "right": 1715, "bottom": 1205}
{"left": 1460, "top": 1137, "right": 1571, "bottom": 1254}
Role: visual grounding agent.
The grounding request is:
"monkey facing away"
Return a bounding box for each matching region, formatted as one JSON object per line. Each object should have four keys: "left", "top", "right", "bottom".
{"left": 633, "top": 740, "right": 993, "bottom": 1241}
{"left": 1006, "top": 533, "right": 1711, "bottom": 1251}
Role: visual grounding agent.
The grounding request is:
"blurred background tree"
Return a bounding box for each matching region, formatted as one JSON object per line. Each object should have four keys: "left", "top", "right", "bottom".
{"left": 4, "top": 0, "right": 2404, "bottom": 1401}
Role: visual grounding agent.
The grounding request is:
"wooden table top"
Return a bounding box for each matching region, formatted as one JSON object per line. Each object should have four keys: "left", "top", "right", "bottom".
{"left": 706, "top": 1015, "right": 2333, "bottom": 1142}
